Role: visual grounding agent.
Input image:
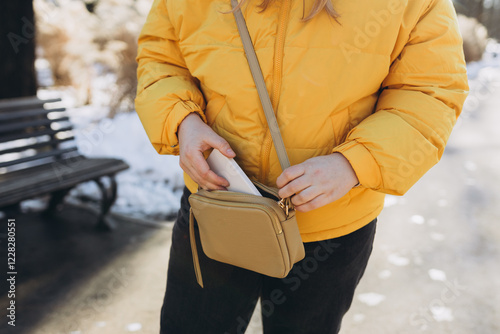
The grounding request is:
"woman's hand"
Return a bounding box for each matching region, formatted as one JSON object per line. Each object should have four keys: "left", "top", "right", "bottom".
{"left": 178, "top": 113, "right": 236, "bottom": 190}
{"left": 276, "top": 153, "right": 359, "bottom": 212}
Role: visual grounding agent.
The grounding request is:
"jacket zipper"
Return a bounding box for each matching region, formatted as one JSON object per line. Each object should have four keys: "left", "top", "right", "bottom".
{"left": 259, "top": 0, "right": 291, "bottom": 183}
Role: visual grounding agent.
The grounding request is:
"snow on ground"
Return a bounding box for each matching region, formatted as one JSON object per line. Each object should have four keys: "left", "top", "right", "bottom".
{"left": 357, "top": 292, "right": 386, "bottom": 306}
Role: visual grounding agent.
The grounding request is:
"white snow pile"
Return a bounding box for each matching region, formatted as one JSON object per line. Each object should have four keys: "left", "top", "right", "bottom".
{"left": 387, "top": 253, "right": 410, "bottom": 266}
{"left": 126, "top": 322, "right": 143, "bottom": 332}
{"left": 357, "top": 292, "right": 386, "bottom": 306}
{"left": 430, "top": 306, "right": 454, "bottom": 322}
{"left": 428, "top": 269, "right": 447, "bottom": 282}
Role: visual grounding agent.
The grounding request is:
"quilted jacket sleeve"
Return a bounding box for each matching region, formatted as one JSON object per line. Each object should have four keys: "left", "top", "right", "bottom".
{"left": 135, "top": 0, "right": 207, "bottom": 155}
{"left": 332, "top": 0, "right": 469, "bottom": 195}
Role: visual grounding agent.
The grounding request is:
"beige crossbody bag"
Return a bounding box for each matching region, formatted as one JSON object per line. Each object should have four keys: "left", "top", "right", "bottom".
{"left": 188, "top": 0, "right": 305, "bottom": 288}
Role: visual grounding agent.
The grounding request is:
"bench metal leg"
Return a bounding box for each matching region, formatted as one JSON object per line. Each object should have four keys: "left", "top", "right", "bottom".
{"left": 42, "top": 188, "right": 72, "bottom": 217}
{"left": 93, "top": 175, "right": 118, "bottom": 231}
{"left": 43, "top": 188, "right": 72, "bottom": 217}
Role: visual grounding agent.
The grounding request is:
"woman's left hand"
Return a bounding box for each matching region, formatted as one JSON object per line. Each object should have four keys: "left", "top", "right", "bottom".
{"left": 276, "top": 153, "right": 359, "bottom": 212}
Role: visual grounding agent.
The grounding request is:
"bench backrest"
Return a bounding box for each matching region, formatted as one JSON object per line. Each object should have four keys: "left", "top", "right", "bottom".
{"left": 0, "top": 97, "right": 82, "bottom": 174}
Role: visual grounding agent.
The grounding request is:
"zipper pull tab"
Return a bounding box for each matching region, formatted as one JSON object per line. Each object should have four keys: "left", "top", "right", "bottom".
{"left": 278, "top": 197, "right": 292, "bottom": 217}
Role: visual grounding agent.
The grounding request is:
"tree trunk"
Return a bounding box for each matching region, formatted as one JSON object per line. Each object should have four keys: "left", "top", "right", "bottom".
{"left": 0, "top": 0, "right": 37, "bottom": 99}
{"left": 491, "top": 1, "right": 500, "bottom": 40}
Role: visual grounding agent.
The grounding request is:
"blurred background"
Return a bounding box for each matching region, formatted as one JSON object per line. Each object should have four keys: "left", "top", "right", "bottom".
{"left": 0, "top": 0, "right": 499, "bottom": 333}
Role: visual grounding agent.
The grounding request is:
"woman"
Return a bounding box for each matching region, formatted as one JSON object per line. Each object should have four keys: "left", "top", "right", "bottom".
{"left": 135, "top": 0, "right": 468, "bottom": 332}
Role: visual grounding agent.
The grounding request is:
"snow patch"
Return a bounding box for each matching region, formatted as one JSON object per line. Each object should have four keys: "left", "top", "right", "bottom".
{"left": 357, "top": 293, "right": 386, "bottom": 306}
{"left": 431, "top": 306, "right": 454, "bottom": 322}
{"left": 384, "top": 195, "right": 398, "bottom": 207}
{"left": 410, "top": 215, "right": 425, "bottom": 224}
{"left": 126, "top": 323, "right": 142, "bottom": 332}
{"left": 378, "top": 270, "right": 392, "bottom": 279}
{"left": 353, "top": 313, "right": 366, "bottom": 323}
{"left": 19, "top": 198, "right": 49, "bottom": 212}
{"left": 428, "top": 269, "right": 447, "bottom": 281}
{"left": 35, "top": 58, "right": 54, "bottom": 87}
{"left": 387, "top": 254, "right": 410, "bottom": 266}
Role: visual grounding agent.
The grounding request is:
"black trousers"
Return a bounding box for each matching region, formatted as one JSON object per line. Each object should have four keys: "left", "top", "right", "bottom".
{"left": 160, "top": 186, "right": 377, "bottom": 334}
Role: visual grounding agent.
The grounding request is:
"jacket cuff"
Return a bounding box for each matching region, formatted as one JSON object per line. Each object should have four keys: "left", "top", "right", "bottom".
{"left": 331, "top": 140, "right": 382, "bottom": 190}
{"left": 165, "top": 100, "right": 207, "bottom": 155}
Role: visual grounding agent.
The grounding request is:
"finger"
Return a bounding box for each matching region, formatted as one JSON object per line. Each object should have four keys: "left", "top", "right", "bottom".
{"left": 189, "top": 151, "right": 230, "bottom": 187}
{"left": 205, "top": 133, "right": 235, "bottom": 158}
{"left": 180, "top": 152, "right": 229, "bottom": 190}
{"left": 184, "top": 164, "right": 227, "bottom": 190}
{"left": 200, "top": 180, "right": 228, "bottom": 191}
{"left": 278, "top": 175, "right": 312, "bottom": 199}
{"left": 294, "top": 194, "right": 329, "bottom": 213}
{"left": 204, "top": 170, "right": 230, "bottom": 189}
{"left": 276, "top": 165, "right": 305, "bottom": 188}
{"left": 290, "top": 186, "right": 321, "bottom": 207}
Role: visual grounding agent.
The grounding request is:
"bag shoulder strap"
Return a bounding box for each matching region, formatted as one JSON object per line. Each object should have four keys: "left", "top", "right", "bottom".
{"left": 190, "top": 207, "right": 204, "bottom": 287}
{"left": 231, "top": 0, "right": 291, "bottom": 171}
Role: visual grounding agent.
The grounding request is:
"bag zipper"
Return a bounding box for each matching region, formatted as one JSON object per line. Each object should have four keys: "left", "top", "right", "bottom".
{"left": 252, "top": 180, "right": 280, "bottom": 198}
{"left": 252, "top": 181, "right": 292, "bottom": 217}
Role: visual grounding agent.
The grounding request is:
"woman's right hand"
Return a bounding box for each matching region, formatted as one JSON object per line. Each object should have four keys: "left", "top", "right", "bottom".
{"left": 178, "top": 113, "right": 236, "bottom": 190}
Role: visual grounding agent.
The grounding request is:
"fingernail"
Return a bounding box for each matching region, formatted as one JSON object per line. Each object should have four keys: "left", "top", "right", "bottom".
{"left": 227, "top": 149, "right": 235, "bottom": 155}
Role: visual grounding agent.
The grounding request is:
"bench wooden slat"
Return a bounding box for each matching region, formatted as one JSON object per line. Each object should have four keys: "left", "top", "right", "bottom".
{"left": 0, "top": 155, "right": 85, "bottom": 187}
{"left": 0, "top": 116, "right": 71, "bottom": 134}
{"left": 0, "top": 147, "right": 79, "bottom": 169}
{"left": 0, "top": 137, "right": 76, "bottom": 155}
{"left": 0, "top": 97, "right": 62, "bottom": 111}
{"left": 0, "top": 156, "right": 120, "bottom": 188}
{"left": 1, "top": 159, "right": 124, "bottom": 192}
{"left": 0, "top": 158, "right": 129, "bottom": 207}
{"left": 0, "top": 107, "right": 66, "bottom": 122}
{"left": 0, "top": 126, "right": 74, "bottom": 143}
{"left": 0, "top": 156, "right": 113, "bottom": 191}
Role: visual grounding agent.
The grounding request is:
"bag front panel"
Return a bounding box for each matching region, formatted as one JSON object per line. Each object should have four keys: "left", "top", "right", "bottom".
{"left": 190, "top": 195, "right": 290, "bottom": 277}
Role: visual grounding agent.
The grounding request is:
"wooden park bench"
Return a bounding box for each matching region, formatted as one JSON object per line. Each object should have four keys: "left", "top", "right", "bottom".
{"left": 0, "top": 96, "right": 130, "bottom": 230}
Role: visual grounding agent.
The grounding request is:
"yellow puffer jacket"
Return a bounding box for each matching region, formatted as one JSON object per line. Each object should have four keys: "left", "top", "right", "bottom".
{"left": 135, "top": 0, "right": 468, "bottom": 242}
